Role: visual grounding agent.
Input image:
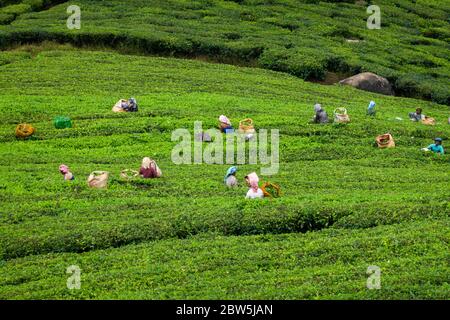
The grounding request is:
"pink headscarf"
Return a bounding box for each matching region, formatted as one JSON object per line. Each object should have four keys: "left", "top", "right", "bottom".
{"left": 219, "top": 115, "right": 231, "bottom": 125}
{"left": 59, "top": 164, "right": 69, "bottom": 174}
{"left": 246, "top": 172, "right": 259, "bottom": 192}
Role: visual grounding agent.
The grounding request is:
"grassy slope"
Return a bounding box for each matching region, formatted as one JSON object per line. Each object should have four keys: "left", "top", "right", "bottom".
{"left": 0, "top": 46, "right": 449, "bottom": 298}
{"left": 0, "top": 219, "right": 449, "bottom": 299}
{"left": 0, "top": 0, "right": 449, "bottom": 104}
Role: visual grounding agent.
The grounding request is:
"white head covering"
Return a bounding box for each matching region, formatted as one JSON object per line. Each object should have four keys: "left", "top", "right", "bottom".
{"left": 314, "top": 104, "right": 322, "bottom": 113}
{"left": 142, "top": 157, "right": 153, "bottom": 169}
{"left": 219, "top": 115, "right": 231, "bottom": 125}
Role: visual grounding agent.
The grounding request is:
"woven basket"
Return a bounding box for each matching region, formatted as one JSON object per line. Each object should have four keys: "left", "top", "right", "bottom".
{"left": 112, "top": 99, "right": 127, "bottom": 113}
{"left": 421, "top": 117, "right": 436, "bottom": 126}
{"left": 376, "top": 133, "right": 395, "bottom": 149}
{"left": 120, "top": 169, "right": 139, "bottom": 181}
{"left": 334, "top": 108, "right": 350, "bottom": 123}
{"left": 54, "top": 116, "right": 72, "bottom": 129}
{"left": 15, "top": 123, "right": 35, "bottom": 138}
{"left": 261, "top": 182, "right": 281, "bottom": 198}
{"left": 238, "top": 118, "right": 255, "bottom": 134}
{"left": 87, "top": 171, "right": 109, "bottom": 189}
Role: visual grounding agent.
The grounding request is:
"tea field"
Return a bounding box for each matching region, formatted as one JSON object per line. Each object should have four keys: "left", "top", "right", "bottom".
{"left": 0, "top": 45, "right": 449, "bottom": 299}
{"left": 0, "top": 0, "right": 449, "bottom": 104}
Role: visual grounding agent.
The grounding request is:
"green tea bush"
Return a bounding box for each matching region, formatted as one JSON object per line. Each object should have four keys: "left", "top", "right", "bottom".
{"left": 0, "top": 19, "right": 449, "bottom": 297}
{"left": 21, "top": 0, "right": 44, "bottom": 10}
{"left": 0, "top": 0, "right": 448, "bottom": 104}
{"left": 0, "top": 219, "right": 448, "bottom": 299}
{"left": 0, "top": 12, "right": 13, "bottom": 24}
{"left": 0, "top": 0, "right": 22, "bottom": 7}
{"left": 0, "top": 3, "right": 31, "bottom": 15}
{"left": 0, "top": 48, "right": 448, "bottom": 263}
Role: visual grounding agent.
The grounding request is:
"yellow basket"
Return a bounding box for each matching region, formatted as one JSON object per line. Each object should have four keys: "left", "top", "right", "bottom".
{"left": 261, "top": 182, "right": 281, "bottom": 198}
{"left": 239, "top": 118, "right": 255, "bottom": 133}
{"left": 15, "top": 123, "right": 35, "bottom": 138}
{"left": 421, "top": 117, "right": 436, "bottom": 126}
{"left": 376, "top": 133, "right": 395, "bottom": 149}
{"left": 120, "top": 169, "right": 139, "bottom": 181}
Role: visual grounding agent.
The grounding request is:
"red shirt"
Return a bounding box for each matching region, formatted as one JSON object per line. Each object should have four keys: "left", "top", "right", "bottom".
{"left": 139, "top": 166, "right": 157, "bottom": 178}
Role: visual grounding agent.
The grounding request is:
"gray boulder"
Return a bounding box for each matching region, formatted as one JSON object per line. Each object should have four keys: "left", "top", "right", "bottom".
{"left": 339, "top": 72, "right": 394, "bottom": 96}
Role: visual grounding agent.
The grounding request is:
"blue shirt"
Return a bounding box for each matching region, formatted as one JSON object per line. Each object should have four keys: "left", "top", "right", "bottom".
{"left": 427, "top": 144, "right": 444, "bottom": 154}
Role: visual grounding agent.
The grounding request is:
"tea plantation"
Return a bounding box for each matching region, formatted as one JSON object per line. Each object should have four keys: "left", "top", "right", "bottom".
{"left": 0, "top": 0, "right": 449, "bottom": 104}
{"left": 0, "top": 0, "right": 449, "bottom": 300}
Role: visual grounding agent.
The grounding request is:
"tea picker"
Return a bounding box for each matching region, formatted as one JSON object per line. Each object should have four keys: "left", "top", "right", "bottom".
{"left": 224, "top": 166, "right": 238, "bottom": 187}
{"left": 219, "top": 115, "right": 233, "bottom": 133}
{"left": 112, "top": 98, "right": 139, "bottom": 113}
{"left": 245, "top": 172, "right": 264, "bottom": 199}
{"left": 409, "top": 108, "right": 425, "bottom": 122}
{"left": 367, "top": 101, "right": 376, "bottom": 116}
{"left": 312, "top": 104, "right": 329, "bottom": 123}
{"left": 139, "top": 157, "right": 162, "bottom": 178}
{"left": 59, "top": 164, "right": 74, "bottom": 181}
{"left": 421, "top": 138, "right": 444, "bottom": 155}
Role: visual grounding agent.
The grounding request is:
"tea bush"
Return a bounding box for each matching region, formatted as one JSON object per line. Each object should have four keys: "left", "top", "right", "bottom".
{"left": 0, "top": 39, "right": 448, "bottom": 298}
{"left": 0, "top": 219, "right": 448, "bottom": 299}
{"left": 0, "top": 0, "right": 448, "bottom": 104}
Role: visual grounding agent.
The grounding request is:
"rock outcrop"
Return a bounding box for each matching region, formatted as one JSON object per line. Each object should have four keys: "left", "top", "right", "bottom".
{"left": 339, "top": 72, "right": 394, "bottom": 95}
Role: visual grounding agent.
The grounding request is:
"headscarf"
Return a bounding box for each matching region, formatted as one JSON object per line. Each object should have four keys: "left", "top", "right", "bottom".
{"left": 59, "top": 164, "right": 69, "bottom": 174}
{"left": 314, "top": 104, "right": 322, "bottom": 113}
{"left": 224, "top": 166, "right": 237, "bottom": 183}
{"left": 246, "top": 172, "right": 259, "bottom": 192}
{"left": 219, "top": 115, "right": 231, "bottom": 125}
{"left": 368, "top": 101, "right": 376, "bottom": 110}
{"left": 142, "top": 157, "right": 155, "bottom": 170}
{"left": 121, "top": 100, "right": 128, "bottom": 108}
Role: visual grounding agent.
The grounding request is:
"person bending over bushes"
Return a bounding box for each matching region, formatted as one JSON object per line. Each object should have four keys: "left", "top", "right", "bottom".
{"left": 312, "top": 104, "right": 328, "bottom": 124}
{"left": 139, "top": 157, "right": 162, "bottom": 178}
{"left": 367, "top": 101, "right": 376, "bottom": 116}
{"left": 219, "top": 115, "right": 233, "bottom": 133}
{"left": 112, "top": 98, "right": 139, "bottom": 113}
{"left": 59, "top": 164, "right": 74, "bottom": 181}
{"left": 224, "top": 166, "right": 238, "bottom": 187}
{"left": 409, "top": 108, "right": 425, "bottom": 122}
{"left": 245, "top": 172, "right": 264, "bottom": 199}
{"left": 422, "top": 138, "right": 445, "bottom": 155}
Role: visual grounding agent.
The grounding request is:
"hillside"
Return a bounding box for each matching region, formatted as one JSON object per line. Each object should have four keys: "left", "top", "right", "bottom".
{"left": 0, "top": 0, "right": 449, "bottom": 104}
{"left": 0, "top": 45, "right": 449, "bottom": 299}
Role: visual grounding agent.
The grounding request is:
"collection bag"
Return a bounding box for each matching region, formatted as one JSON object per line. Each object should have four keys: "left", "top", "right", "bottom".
{"left": 376, "top": 133, "right": 395, "bottom": 149}
{"left": 16, "top": 123, "right": 35, "bottom": 138}
{"left": 261, "top": 182, "right": 281, "bottom": 198}
{"left": 421, "top": 117, "right": 436, "bottom": 126}
{"left": 87, "top": 171, "right": 109, "bottom": 188}
{"left": 238, "top": 118, "right": 255, "bottom": 134}
{"left": 120, "top": 169, "right": 139, "bottom": 181}
{"left": 334, "top": 108, "right": 350, "bottom": 123}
